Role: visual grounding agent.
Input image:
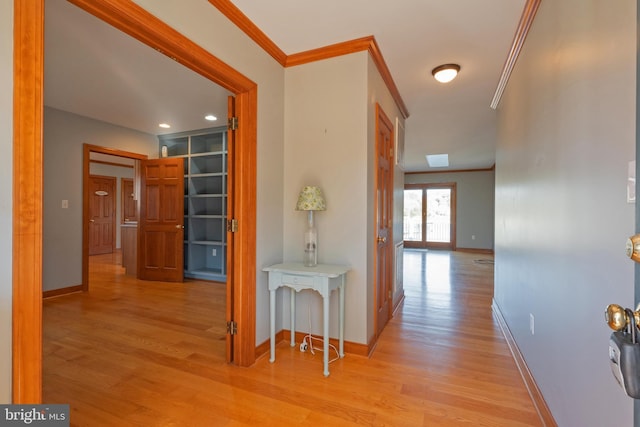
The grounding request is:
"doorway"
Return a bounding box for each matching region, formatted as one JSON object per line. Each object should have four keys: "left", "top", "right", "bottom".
{"left": 403, "top": 183, "right": 457, "bottom": 250}
{"left": 374, "top": 103, "right": 394, "bottom": 337}
{"left": 88, "top": 175, "right": 116, "bottom": 255}
{"left": 13, "top": 0, "right": 257, "bottom": 403}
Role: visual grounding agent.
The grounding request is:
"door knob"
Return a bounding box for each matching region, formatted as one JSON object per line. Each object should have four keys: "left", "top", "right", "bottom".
{"left": 175, "top": 224, "right": 184, "bottom": 229}
{"left": 377, "top": 236, "right": 386, "bottom": 243}
{"left": 89, "top": 219, "right": 95, "bottom": 223}
{"left": 606, "top": 303, "right": 640, "bottom": 331}
{"left": 626, "top": 234, "right": 640, "bottom": 262}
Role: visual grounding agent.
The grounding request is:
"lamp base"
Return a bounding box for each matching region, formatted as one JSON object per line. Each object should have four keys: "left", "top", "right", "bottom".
{"left": 303, "top": 211, "right": 317, "bottom": 267}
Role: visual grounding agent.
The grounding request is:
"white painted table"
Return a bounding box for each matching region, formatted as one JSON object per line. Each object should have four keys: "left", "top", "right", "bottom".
{"left": 263, "top": 263, "right": 350, "bottom": 376}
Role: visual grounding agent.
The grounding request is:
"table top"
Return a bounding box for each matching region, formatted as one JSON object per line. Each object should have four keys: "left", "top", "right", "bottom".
{"left": 263, "top": 262, "right": 350, "bottom": 277}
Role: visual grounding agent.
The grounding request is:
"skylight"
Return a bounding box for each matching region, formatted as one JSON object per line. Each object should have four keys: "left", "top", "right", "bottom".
{"left": 426, "top": 154, "right": 449, "bottom": 168}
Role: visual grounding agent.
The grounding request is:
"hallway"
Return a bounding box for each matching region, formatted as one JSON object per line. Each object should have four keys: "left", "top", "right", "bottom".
{"left": 43, "top": 250, "right": 541, "bottom": 426}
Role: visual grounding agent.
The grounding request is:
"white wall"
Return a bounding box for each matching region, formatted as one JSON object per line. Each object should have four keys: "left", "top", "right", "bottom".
{"left": 132, "top": 0, "right": 285, "bottom": 346}
{"left": 494, "top": 1, "right": 636, "bottom": 425}
{"left": 0, "top": 0, "right": 12, "bottom": 403}
{"left": 43, "top": 107, "right": 158, "bottom": 291}
{"left": 284, "top": 52, "right": 369, "bottom": 343}
{"left": 406, "top": 170, "right": 495, "bottom": 250}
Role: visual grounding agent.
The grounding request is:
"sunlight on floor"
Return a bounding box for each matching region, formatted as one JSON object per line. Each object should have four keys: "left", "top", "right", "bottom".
{"left": 404, "top": 249, "right": 452, "bottom": 308}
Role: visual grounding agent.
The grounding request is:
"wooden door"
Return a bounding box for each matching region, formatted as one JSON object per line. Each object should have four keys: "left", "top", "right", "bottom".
{"left": 88, "top": 175, "right": 116, "bottom": 255}
{"left": 138, "top": 158, "right": 184, "bottom": 282}
{"left": 375, "top": 104, "right": 394, "bottom": 336}
{"left": 121, "top": 178, "right": 137, "bottom": 223}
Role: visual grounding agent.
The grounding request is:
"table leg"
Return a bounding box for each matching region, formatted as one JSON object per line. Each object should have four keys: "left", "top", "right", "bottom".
{"left": 339, "top": 277, "right": 345, "bottom": 358}
{"left": 323, "top": 293, "right": 330, "bottom": 376}
{"left": 269, "top": 288, "right": 276, "bottom": 363}
{"left": 290, "top": 288, "right": 296, "bottom": 347}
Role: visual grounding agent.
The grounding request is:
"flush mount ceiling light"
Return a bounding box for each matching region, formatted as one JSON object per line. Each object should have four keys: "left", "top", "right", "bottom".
{"left": 159, "top": 123, "right": 171, "bottom": 129}
{"left": 431, "top": 64, "right": 461, "bottom": 83}
{"left": 205, "top": 114, "right": 217, "bottom": 121}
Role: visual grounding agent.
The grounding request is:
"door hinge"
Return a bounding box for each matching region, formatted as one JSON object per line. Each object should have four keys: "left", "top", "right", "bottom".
{"left": 226, "top": 321, "right": 237, "bottom": 335}
{"left": 227, "top": 218, "right": 238, "bottom": 232}
{"left": 228, "top": 116, "right": 238, "bottom": 131}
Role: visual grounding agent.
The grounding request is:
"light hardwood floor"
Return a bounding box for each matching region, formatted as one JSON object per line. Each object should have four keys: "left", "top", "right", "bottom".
{"left": 43, "top": 250, "right": 542, "bottom": 426}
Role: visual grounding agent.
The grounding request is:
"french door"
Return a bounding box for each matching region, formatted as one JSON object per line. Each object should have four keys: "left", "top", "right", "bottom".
{"left": 403, "top": 183, "right": 456, "bottom": 250}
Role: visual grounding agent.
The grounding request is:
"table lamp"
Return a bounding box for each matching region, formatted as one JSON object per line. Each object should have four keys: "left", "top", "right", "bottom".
{"left": 296, "top": 186, "right": 326, "bottom": 267}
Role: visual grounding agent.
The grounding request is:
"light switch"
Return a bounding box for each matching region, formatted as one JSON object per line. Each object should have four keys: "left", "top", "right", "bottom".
{"left": 61, "top": 200, "right": 69, "bottom": 209}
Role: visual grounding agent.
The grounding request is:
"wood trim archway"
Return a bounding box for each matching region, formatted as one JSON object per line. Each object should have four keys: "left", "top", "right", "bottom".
{"left": 82, "top": 144, "right": 148, "bottom": 291}
{"left": 13, "top": 0, "right": 257, "bottom": 403}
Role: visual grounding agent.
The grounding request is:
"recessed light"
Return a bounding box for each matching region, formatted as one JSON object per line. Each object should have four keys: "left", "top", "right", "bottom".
{"left": 426, "top": 154, "right": 449, "bottom": 168}
{"left": 159, "top": 123, "right": 171, "bottom": 129}
{"left": 205, "top": 115, "right": 217, "bottom": 121}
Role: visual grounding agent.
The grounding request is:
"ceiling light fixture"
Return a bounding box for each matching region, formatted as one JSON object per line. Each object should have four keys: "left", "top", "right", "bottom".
{"left": 431, "top": 64, "right": 460, "bottom": 83}
{"left": 205, "top": 115, "right": 217, "bottom": 121}
{"left": 159, "top": 123, "right": 171, "bottom": 129}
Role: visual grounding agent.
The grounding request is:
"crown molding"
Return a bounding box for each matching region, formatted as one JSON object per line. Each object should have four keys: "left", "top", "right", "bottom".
{"left": 207, "top": 4, "right": 409, "bottom": 119}
{"left": 287, "top": 36, "right": 409, "bottom": 119}
{"left": 490, "top": 0, "right": 542, "bottom": 109}
{"left": 208, "top": 0, "right": 287, "bottom": 66}
{"left": 405, "top": 164, "right": 495, "bottom": 175}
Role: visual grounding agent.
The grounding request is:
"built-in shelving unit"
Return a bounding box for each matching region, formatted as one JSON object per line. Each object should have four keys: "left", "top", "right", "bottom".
{"left": 158, "top": 127, "right": 227, "bottom": 282}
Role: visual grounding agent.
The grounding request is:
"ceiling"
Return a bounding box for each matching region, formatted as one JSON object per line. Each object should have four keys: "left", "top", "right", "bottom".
{"left": 44, "top": 0, "right": 526, "bottom": 172}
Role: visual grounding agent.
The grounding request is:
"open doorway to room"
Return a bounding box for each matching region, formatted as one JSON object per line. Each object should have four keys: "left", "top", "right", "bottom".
{"left": 403, "top": 183, "right": 457, "bottom": 250}
{"left": 12, "top": 0, "right": 258, "bottom": 403}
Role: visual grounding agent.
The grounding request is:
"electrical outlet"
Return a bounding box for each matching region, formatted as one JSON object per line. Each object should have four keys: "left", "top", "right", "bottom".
{"left": 530, "top": 313, "right": 535, "bottom": 335}
{"left": 212, "top": 248, "right": 216, "bottom": 256}
{"left": 61, "top": 200, "right": 69, "bottom": 209}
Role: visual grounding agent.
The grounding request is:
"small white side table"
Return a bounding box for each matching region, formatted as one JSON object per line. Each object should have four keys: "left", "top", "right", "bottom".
{"left": 263, "top": 262, "right": 350, "bottom": 376}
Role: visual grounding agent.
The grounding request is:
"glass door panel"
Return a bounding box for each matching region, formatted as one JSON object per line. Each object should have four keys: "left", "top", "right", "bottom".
{"left": 403, "top": 189, "right": 423, "bottom": 241}
{"left": 426, "top": 188, "right": 451, "bottom": 243}
{"left": 404, "top": 184, "right": 456, "bottom": 249}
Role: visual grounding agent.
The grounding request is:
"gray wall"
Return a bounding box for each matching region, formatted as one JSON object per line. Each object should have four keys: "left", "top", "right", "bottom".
{"left": 494, "top": 1, "right": 636, "bottom": 426}
{"left": 43, "top": 107, "right": 158, "bottom": 291}
{"left": 405, "top": 170, "right": 494, "bottom": 251}
{"left": 0, "top": 0, "right": 12, "bottom": 403}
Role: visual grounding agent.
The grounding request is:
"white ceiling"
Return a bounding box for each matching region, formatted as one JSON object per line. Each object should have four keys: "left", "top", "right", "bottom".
{"left": 44, "top": 0, "right": 526, "bottom": 172}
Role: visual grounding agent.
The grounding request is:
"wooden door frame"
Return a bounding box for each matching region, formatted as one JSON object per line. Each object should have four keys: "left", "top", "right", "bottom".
{"left": 83, "top": 145, "right": 147, "bottom": 290}
{"left": 373, "top": 103, "right": 394, "bottom": 338}
{"left": 13, "top": 0, "right": 257, "bottom": 403}
{"left": 403, "top": 183, "right": 457, "bottom": 250}
{"left": 87, "top": 174, "right": 117, "bottom": 256}
{"left": 121, "top": 177, "right": 136, "bottom": 224}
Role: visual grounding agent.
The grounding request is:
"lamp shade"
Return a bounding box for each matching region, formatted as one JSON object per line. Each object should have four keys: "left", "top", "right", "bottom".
{"left": 296, "top": 186, "right": 326, "bottom": 211}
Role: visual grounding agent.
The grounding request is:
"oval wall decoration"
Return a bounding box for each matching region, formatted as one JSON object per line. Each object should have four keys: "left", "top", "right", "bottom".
{"left": 95, "top": 191, "right": 108, "bottom": 196}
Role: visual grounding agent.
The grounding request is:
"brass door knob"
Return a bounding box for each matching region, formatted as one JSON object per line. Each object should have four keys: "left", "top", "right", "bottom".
{"left": 606, "top": 303, "right": 640, "bottom": 331}
{"left": 626, "top": 234, "right": 640, "bottom": 262}
{"left": 377, "top": 236, "right": 386, "bottom": 243}
{"left": 175, "top": 224, "right": 184, "bottom": 229}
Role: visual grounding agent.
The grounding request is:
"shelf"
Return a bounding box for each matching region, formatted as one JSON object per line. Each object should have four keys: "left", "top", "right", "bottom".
{"left": 160, "top": 126, "right": 227, "bottom": 283}
{"left": 192, "top": 240, "right": 225, "bottom": 246}
{"left": 190, "top": 175, "right": 225, "bottom": 196}
{"left": 191, "top": 132, "right": 224, "bottom": 154}
{"left": 160, "top": 136, "right": 188, "bottom": 156}
{"left": 191, "top": 155, "right": 224, "bottom": 175}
